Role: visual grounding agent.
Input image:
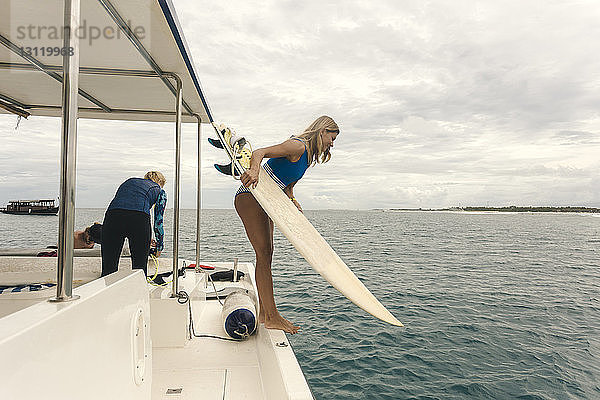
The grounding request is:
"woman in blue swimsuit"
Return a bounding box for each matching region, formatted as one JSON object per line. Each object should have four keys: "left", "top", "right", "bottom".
{"left": 236, "top": 116, "right": 340, "bottom": 334}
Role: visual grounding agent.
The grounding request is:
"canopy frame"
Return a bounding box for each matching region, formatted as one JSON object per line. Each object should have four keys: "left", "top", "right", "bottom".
{"left": 0, "top": 62, "right": 198, "bottom": 118}
{"left": 0, "top": 0, "right": 208, "bottom": 300}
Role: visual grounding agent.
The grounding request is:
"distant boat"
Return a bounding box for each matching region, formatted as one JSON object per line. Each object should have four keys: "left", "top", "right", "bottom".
{"left": 0, "top": 199, "right": 59, "bottom": 215}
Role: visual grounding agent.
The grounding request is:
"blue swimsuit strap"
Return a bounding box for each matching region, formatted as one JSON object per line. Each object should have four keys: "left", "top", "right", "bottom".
{"left": 290, "top": 137, "right": 308, "bottom": 159}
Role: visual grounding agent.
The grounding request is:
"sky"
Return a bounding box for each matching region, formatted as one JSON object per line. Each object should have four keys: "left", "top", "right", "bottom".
{"left": 1, "top": 0, "right": 599, "bottom": 210}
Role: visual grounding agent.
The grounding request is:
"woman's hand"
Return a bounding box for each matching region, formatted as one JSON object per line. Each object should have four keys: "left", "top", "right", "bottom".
{"left": 241, "top": 166, "right": 260, "bottom": 188}
{"left": 292, "top": 198, "right": 303, "bottom": 213}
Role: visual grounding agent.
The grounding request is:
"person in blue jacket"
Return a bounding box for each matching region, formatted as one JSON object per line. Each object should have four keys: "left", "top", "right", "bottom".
{"left": 101, "top": 171, "right": 167, "bottom": 277}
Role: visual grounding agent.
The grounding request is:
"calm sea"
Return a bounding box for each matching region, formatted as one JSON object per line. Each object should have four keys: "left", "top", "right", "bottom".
{"left": 2, "top": 209, "right": 599, "bottom": 399}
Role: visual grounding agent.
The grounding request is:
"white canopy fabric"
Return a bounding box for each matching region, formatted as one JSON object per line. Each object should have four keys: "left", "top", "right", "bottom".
{"left": 0, "top": 0, "right": 212, "bottom": 123}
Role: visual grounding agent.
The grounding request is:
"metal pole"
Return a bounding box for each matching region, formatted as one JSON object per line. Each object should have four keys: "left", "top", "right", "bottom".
{"left": 50, "top": 0, "right": 80, "bottom": 303}
{"left": 171, "top": 75, "right": 182, "bottom": 297}
{"left": 233, "top": 258, "right": 238, "bottom": 283}
{"left": 195, "top": 115, "right": 201, "bottom": 273}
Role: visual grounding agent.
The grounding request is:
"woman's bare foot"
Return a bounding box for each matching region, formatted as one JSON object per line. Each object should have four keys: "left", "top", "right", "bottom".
{"left": 264, "top": 314, "right": 300, "bottom": 334}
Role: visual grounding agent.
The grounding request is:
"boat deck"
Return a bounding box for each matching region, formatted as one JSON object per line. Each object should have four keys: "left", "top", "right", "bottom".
{"left": 0, "top": 257, "right": 313, "bottom": 400}
{"left": 150, "top": 261, "right": 311, "bottom": 400}
{"left": 152, "top": 294, "right": 265, "bottom": 399}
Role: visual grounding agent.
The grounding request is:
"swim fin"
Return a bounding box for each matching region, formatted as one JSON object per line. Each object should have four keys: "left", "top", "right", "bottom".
{"left": 209, "top": 134, "right": 247, "bottom": 150}
{"left": 214, "top": 162, "right": 241, "bottom": 176}
{"left": 208, "top": 137, "right": 224, "bottom": 149}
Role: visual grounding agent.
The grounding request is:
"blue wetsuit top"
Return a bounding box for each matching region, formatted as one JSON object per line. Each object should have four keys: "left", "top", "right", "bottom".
{"left": 265, "top": 138, "right": 309, "bottom": 186}
{"left": 108, "top": 177, "right": 167, "bottom": 251}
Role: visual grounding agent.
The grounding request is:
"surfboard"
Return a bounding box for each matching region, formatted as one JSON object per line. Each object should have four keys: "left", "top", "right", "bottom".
{"left": 211, "top": 124, "right": 403, "bottom": 327}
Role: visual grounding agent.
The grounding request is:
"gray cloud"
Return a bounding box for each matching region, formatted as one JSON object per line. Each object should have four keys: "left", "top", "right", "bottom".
{"left": 1, "top": 0, "right": 600, "bottom": 209}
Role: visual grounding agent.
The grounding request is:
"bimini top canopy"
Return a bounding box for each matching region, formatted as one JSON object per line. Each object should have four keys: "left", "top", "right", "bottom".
{"left": 0, "top": 0, "right": 212, "bottom": 123}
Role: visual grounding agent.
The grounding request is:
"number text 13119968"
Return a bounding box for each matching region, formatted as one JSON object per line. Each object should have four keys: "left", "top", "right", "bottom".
{"left": 20, "top": 47, "right": 74, "bottom": 57}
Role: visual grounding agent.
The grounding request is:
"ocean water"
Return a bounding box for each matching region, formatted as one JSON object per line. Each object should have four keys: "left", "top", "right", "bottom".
{"left": 2, "top": 209, "right": 599, "bottom": 399}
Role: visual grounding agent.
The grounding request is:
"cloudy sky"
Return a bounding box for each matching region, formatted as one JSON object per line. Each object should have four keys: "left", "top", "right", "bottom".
{"left": 1, "top": 0, "right": 599, "bottom": 209}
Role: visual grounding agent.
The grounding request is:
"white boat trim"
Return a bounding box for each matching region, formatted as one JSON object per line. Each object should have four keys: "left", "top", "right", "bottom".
{"left": 0, "top": 258, "right": 315, "bottom": 399}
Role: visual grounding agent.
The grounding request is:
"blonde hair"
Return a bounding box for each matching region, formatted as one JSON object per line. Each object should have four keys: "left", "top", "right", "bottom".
{"left": 294, "top": 115, "right": 339, "bottom": 166}
{"left": 144, "top": 171, "right": 166, "bottom": 187}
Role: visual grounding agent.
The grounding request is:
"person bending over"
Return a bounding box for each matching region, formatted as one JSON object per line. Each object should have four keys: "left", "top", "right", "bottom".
{"left": 74, "top": 222, "right": 103, "bottom": 249}
{"left": 101, "top": 171, "right": 167, "bottom": 277}
{"left": 234, "top": 115, "right": 339, "bottom": 334}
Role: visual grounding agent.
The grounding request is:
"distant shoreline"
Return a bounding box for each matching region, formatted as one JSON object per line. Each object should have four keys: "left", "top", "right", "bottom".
{"left": 387, "top": 206, "right": 600, "bottom": 213}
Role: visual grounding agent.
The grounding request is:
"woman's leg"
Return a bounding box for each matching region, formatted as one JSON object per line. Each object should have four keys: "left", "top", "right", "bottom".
{"left": 101, "top": 210, "right": 125, "bottom": 277}
{"left": 126, "top": 211, "right": 152, "bottom": 275}
{"left": 235, "top": 193, "right": 299, "bottom": 334}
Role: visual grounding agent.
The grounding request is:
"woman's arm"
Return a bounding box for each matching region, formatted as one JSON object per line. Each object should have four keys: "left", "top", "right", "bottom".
{"left": 283, "top": 181, "right": 302, "bottom": 212}
{"left": 153, "top": 189, "right": 167, "bottom": 256}
{"left": 241, "top": 139, "right": 305, "bottom": 188}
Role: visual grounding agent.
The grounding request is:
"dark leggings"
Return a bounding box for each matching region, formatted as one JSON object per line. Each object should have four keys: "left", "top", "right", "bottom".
{"left": 101, "top": 209, "right": 151, "bottom": 277}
